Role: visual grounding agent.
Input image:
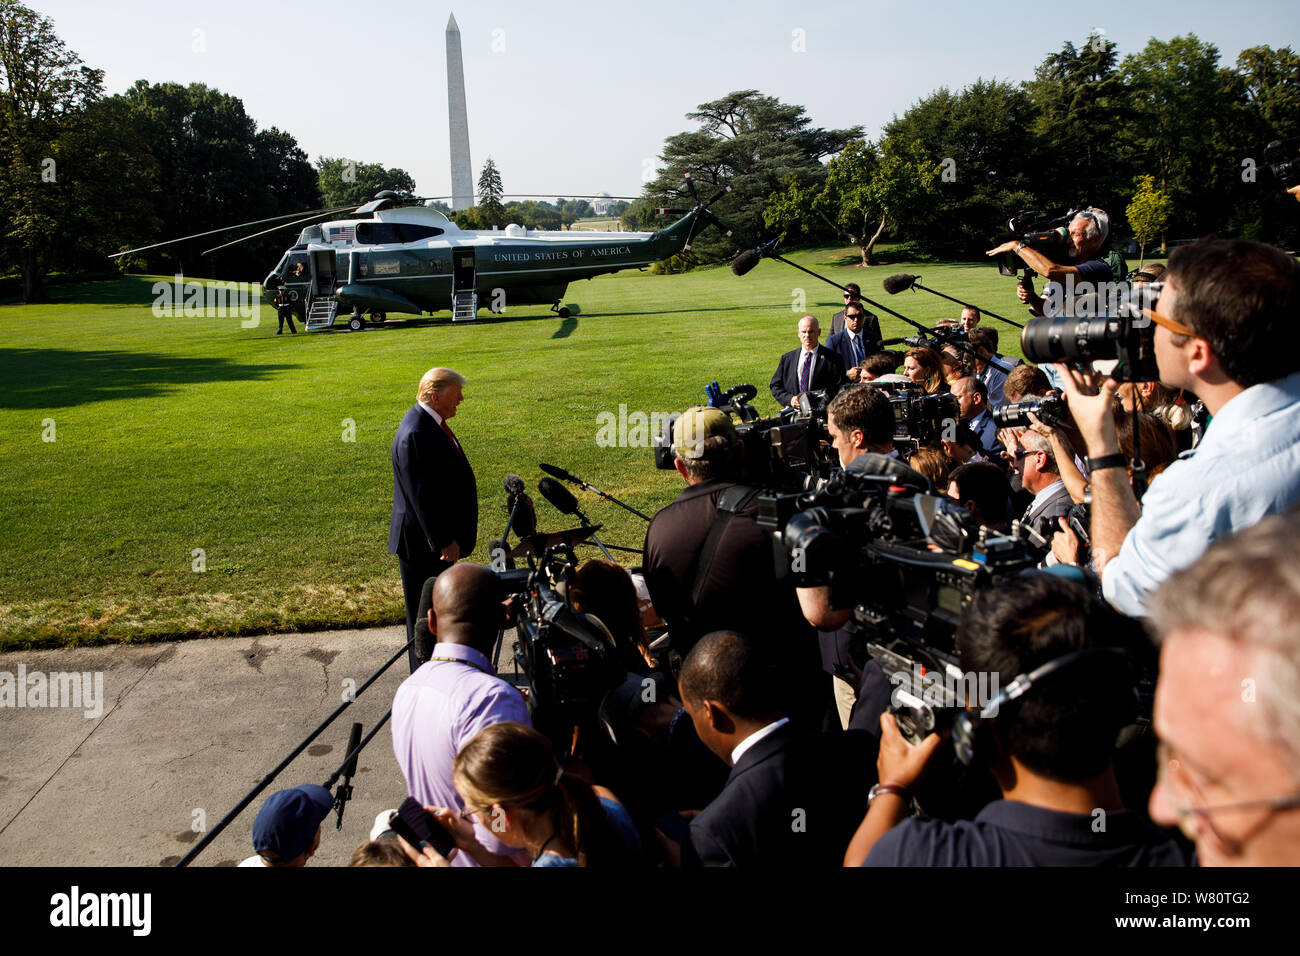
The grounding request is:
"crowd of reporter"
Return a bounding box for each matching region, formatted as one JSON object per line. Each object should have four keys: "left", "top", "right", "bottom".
{"left": 246, "top": 233, "right": 1300, "bottom": 869}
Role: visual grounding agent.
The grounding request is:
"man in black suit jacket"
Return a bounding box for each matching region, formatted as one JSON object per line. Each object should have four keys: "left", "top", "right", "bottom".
{"left": 678, "top": 631, "right": 875, "bottom": 867}
{"left": 1013, "top": 429, "right": 1073, "bottom": 545}
{"left": 389, "top": 367, "right": 478, "bottom": 672}
{"left": 825, "top": 301, "right": 881, "bottom": 378}
{"left": 770, "top": 315, "right": 845, "bottom": 408}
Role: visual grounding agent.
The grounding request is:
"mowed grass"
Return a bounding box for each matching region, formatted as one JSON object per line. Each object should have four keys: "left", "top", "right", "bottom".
{"left": 0, "top": 246, "right": 1027, "bottom": 648}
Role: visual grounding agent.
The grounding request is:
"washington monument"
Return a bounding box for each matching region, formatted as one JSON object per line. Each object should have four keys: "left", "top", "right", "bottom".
{"left": 446, "top": 13, "right": 473, "bottom": 210}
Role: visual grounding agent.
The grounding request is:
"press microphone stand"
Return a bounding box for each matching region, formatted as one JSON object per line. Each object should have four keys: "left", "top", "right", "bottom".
{"left": 544, "top": 464, "right": 652, "bottom": 522}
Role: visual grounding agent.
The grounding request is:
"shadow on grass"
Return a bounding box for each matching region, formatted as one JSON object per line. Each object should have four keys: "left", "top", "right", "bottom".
{"left": 0, "top": 348, "right": 298, "bottom": 409}
{"left": 551, "top": 316, "right": 578, "bottom": 339}
{"left": 0, "top": 276, "right": 214, "bottom": 308}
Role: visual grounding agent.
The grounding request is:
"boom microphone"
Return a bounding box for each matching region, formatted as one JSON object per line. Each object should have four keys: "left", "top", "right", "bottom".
{"left": 730, "top": 238, "right": 780, "bottom": 276}
{"left": 538, "top": 476, "right": 579, "bottom": 516}
{"left": 883, "top": 273, "right": 919, "bottom": 295}
{"left": 539, "top": 462, "right": 580, "bottom": 483}
{"left": 504, "top": 473, "right": 526, "bottom": 495}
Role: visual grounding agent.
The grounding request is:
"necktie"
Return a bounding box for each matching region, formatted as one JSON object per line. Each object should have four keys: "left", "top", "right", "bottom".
{"left": 853, "top": 334, "right": 865, "bottom": 365}
{"left": 441, "top": 419, "right": 461, "bottom": 455}
{"left": 799, "top": 350, "right": 812, "bottom": 393}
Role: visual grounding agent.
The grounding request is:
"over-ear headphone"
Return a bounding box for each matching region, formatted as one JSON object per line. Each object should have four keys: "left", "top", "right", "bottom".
{"left": 952, "top": 647, "right": 1136, "bottom": 767}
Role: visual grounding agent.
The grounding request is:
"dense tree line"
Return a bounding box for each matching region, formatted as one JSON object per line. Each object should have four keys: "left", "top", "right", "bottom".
{"left": 643, "top": 34, "right": 1300, "bottom": 267}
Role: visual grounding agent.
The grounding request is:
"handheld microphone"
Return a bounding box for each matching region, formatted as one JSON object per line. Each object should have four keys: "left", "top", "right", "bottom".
{"left": 539, "top": 462, "right": 581, "bottom": 484}
{"left": 538, "top": 476, "right": 580, "bottom": 516}
{"left": 882, "top": 273, "right": 919, "bottom": 295}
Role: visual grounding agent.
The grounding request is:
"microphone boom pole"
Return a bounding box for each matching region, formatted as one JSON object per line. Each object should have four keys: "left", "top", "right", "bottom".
{"left": 886, "top": 274, "right": 1024, "bottom": 330}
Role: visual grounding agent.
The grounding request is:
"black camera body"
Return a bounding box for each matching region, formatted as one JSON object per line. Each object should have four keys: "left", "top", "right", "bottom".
{"left": 1265, "top": 138, "right": 1300, "bottom": 189}
{"left": 756, "top": 465, "right": 1039, "bottom": 745}
{"left": 498, "top": 548, "right": 625, "bottom": 741}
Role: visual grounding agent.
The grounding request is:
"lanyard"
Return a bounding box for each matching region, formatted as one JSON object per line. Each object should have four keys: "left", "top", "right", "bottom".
{"left": 428, "top": 655, "right": 490, "bottom": 675}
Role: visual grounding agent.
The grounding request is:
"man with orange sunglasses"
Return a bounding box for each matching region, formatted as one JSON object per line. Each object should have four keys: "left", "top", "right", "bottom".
{"left": 1055, "top": 238, "right": 1300, "bottom": 617}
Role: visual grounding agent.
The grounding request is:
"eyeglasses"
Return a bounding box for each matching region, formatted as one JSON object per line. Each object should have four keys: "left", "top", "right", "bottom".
{"left": 459, "top": 806, "right": 494, "bottom": 823}
{"left": 1144, "top": 307, "right": 1197, "bottom": 337}
{"left": 1157, "top": 741, "right": 1300, "bottom": 853}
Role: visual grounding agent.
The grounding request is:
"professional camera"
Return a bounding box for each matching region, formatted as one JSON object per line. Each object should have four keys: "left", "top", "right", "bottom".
{"left": 756, "top": 461, "right": 1038, "bottom": 744}
{"left": 993, "top": 207, "right": 1083, "bottom": 275}
{"left": 992, "top": 396, "right": 1070, "bottom": 430}
{"left": 1019, "top": 280, "right": 1161, "bottom": 382}
{"left": 496, "top": 544, "right": 627, "bottom": 744}
{"left": 888, "top": 388, "right": 959, "bottom": 452}
{"left": 1265, "top": 137, "right": 1300, "bottom": 189}
{"left": 653, "top": 382, "right": 837, "bottom": 490}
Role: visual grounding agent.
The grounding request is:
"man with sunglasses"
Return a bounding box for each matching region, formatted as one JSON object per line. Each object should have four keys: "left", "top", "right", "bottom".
{"left": 1147, "top": 512, "right": 1300, "bottom": 865}
{"left": 1056, "top": 238, "right": 1300, "bottom": 617}
{"left": 829, "top": 283, "right": 881, "bottom": 341}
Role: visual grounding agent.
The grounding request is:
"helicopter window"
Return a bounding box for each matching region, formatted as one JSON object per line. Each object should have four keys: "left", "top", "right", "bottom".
{"left": 285, "top": 254, "right": 309, "bottom": 279}
{"left": 354, "top": 222, "right": 444, "bottom": 245}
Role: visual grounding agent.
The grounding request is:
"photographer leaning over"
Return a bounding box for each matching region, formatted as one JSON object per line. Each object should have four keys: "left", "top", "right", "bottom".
{"left": 987, "top": 207, "right": 1114, "bottom": 318}
{"left": 642, "top": 407, "right": 827, "bottom": 728}
{"left": 844, "top": 574, "right": 1193, "bottom": 867}
{"left": 1055, "top": 238, "right": 1300, "bottom": 617}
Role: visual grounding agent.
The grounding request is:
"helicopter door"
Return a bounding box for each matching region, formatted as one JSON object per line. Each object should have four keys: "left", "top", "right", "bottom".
{"left": 312, "top": 250, "right": 337, "bottom": 296}
{"left": 452, "top": 248, "right": 476, "bottom": 292}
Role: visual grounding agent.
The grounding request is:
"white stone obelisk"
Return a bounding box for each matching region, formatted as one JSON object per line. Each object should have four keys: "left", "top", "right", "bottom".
{"left": 446, "top": 13, "right": 474, "bottom": 210}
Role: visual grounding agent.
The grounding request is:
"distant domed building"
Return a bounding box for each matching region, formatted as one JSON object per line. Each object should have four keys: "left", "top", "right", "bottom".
{"left": 589, "top": 192, "right": 615, "bottom": 216}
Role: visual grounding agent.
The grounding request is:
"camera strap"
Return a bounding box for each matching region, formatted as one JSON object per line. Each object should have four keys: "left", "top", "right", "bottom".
{"left": 689, "top": 484, "right": 760, "bottom": 608}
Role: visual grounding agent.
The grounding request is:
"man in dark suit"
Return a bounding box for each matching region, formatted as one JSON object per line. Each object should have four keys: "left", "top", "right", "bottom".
{"left": 1013, "top": 429, "right": 1073, "bottom": 543}
{"left": 825, "top": 301, "right": 881, "bottom": 379}
{"left": 828, "top": 283, "right": 881, "bottom": 341}
{"left": 389, "top": 367, "right": 478, "bottom": 672}
{"left": 770, "top": 315, "right": 845, "bottom": 408}
{"left": 679, "top": 630, "right": 875, "bottom": 867}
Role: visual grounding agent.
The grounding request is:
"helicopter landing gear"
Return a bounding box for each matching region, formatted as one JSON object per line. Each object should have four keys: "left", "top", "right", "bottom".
{"left": 369, "top": 311, "right": 386, "bottom": 324}
{"left": 551, "top": 301, "right": 572, "bottom": 319}
{"left": 348, "top": 313, "right": 365, "bottom": 332}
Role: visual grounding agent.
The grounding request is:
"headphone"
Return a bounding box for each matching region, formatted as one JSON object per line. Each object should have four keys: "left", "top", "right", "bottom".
{"left": 952, "top": 646, "right": 1137, "bottom": 767}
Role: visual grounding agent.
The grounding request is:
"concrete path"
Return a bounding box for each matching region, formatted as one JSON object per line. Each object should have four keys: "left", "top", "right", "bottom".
{"left": 0, "top": 626, "right": 514, "bottom": 867}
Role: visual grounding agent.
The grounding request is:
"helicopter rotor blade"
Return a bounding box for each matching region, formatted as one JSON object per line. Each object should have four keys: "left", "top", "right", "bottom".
{"left": 107, "top": 204, "right": 360, "bottom": 260}
{"left": 201, "top": 208, "right": 360, "bottom": 256}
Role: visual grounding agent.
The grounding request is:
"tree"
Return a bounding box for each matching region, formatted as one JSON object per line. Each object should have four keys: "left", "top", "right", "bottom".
{"left": 0, "top": 0, "right": 104, "bottom": 301}
{"left": 477, "top": 157, "right": 505, "bottom": 227}
{"left": 639, "top": 90, "right": 862, "bottom": 262}
{"left": 316, "top": 157, "right": 412, "bottom": 208}
{"left": 1127, "top": 175, "right": 1173, "bottom": 262}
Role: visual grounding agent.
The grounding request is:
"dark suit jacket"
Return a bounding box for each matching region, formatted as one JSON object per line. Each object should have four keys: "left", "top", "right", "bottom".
{"left": 388, "top": 404, "right": 478, "bottom": 561}
{"left": 1022, "top": 481, "right": 1074, "bottom": 543}
{"left": 685, "top": 724, "right": 875, "bottom": 867}
{"left": 770, "top": 346, "right": 845, "bottom": 407}
{"left": 825, "top": 328, "right": 879, "bottom": 376}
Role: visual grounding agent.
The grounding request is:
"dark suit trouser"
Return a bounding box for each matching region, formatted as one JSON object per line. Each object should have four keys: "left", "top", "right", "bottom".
{"left": 399, "top": 555, "right": 451, "bottom": 673}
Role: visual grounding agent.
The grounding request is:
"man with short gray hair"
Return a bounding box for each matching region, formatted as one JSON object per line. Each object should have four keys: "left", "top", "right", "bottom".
{"left": 1147, "top": 510, "right": 1300, "bottom": 865}
{"left": 987, "top": 206, "right": 1115, "bottom": 317}
{"left": 770, "top": 315, "right": 845, "bottom": 408}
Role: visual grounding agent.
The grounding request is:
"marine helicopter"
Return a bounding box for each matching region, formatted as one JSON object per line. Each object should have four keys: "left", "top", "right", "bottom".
{"left": 114, "top": 176, "right": 734, "bottom": 331}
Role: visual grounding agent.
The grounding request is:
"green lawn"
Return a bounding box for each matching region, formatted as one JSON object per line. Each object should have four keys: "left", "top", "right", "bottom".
{"left": 0, "top": 246, "right": 1027, "bottom": 648}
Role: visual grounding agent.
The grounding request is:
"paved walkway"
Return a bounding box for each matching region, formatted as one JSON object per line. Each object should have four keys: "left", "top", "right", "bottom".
{"left": 0, "top": 626, "right": 515, "bottom": 867}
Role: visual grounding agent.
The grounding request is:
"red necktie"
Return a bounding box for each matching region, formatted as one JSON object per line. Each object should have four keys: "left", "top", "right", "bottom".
{"left": 441, "top": 419, "right": 461, "bottom": 455}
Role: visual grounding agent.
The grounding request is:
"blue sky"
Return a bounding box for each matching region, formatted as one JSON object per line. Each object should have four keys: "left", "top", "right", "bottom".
{"left": 31, "top": 0, "right": 1300, "bottom": 200}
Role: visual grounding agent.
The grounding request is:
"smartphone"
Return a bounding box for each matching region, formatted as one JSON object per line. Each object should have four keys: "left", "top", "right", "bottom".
{"left": 389, "top": 797, "right": 456, "bottom": 859}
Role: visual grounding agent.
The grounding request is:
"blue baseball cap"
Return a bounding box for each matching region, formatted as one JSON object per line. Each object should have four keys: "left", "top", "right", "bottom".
{"left": 252, "top": 784, "right": 334, "bottom": 862}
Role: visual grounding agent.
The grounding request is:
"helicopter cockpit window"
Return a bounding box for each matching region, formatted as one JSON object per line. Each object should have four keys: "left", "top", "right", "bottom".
{"left": 354, "top": 222, "right": 444, "bottom": 245}
{"left": 285, "top": 253, "right": 309, "bottom": 279}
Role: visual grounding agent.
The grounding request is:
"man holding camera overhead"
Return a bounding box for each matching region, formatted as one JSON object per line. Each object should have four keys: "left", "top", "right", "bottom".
{"left": 1054, "top": 238, "right": 1300, "bottom": 617}
{"left": 987, "top": 207, "right": 1115, "bottom": 318}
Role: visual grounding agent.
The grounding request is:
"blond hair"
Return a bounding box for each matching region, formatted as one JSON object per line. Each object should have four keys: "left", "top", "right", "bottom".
{"left": 417, "top": 367, "right": 466, "bottom": 404}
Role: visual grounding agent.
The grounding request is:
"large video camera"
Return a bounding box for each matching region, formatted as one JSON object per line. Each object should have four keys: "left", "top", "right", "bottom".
{"left": 495, "top": 544, "right": 626, "bottom": 743}
{"left": 882, "top": 385, "right": 960, "bottom": 455}
{"left": 1265, "top": 137, "right": 1300, "bottom": 189}
{"left": 652, "top": 382, "right": 838, "bottom": 490}
{"left": 1019, "top": 279, "right": 1162, "bottom": 382}
{"left": 756, "top": 460, "right": 1039, "bottom": 744}
{"left": 993, "top": 207, "right": 1084, "bottom": 276}
{"left": 992, "top": 395, "right": 1070, "bottom": 430}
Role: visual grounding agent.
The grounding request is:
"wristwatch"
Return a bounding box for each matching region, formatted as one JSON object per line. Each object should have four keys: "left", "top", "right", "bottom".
{"left": 1087, "top": 453, "right": 1128, "bottom": 472}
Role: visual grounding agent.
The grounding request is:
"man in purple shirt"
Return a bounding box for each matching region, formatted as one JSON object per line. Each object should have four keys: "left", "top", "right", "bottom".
{"left": 391, "top": 563, "right": 531, "bottom": 866}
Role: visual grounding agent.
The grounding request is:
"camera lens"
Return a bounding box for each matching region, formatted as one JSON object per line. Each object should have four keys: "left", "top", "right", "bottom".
{"left": 1021, "top": 315, "right": 1119, "bottom": 366}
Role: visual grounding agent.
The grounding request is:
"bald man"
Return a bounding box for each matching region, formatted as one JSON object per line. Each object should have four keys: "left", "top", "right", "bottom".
{"left": 390, "top": 564, "right": 530, "bottom": 867}
{"left": 770, "top": 315, "right": 845, "bottom": 408}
